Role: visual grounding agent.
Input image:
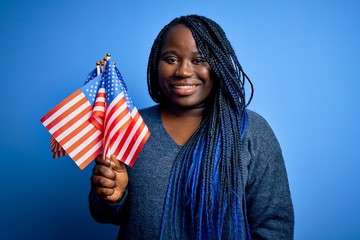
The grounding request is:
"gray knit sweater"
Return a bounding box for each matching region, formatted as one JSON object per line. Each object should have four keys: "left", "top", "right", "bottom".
{"left": 89, "top": 105, "right": 294, "bottom": 239}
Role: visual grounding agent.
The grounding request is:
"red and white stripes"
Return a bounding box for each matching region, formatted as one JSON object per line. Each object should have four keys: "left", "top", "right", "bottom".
{"left": 41, "top": 89, "right": 103, "bottom": 169}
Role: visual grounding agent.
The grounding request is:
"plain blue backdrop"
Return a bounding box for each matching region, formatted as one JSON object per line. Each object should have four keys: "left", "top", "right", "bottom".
{"left": 1, "top": 0, "right": 359, "bottom": 239}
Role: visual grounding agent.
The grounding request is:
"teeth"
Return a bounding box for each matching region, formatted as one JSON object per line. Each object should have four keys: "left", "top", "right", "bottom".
{"left": 173, "top": 85, "right": 197, "bottom": 89}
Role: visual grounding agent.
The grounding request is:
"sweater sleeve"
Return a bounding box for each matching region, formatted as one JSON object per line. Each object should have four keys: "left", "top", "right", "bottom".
{"left": 88, "top": 189, "right": 128, "bottom": 226}
{"left": 245, "top": 112, "right": 294, "bottom": 240}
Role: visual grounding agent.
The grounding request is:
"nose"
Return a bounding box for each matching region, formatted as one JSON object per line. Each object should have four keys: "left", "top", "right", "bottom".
{"left": 175, "top": 61, "right": 193, "bottom": 78}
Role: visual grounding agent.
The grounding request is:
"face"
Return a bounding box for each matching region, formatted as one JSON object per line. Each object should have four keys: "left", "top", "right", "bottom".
{"left": 158, "top": 24, "right": 214, "bottom": 110}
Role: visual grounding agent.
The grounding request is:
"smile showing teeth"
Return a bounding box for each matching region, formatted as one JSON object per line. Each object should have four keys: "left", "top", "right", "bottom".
{"left": 171, "top": 85, "right": 198, "bottom": 89}
{"left": 174, "top": 85, "right": 195, "bottom": 89}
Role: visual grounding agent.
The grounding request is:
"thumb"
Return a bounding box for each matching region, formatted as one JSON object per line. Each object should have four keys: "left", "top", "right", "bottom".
{"left": 109, "top": 154, "right": 126, "bottom": 172}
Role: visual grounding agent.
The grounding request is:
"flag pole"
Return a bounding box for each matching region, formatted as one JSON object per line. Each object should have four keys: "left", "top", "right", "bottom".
{"left": 100, "top": 59, "right": 105, "bottom": 72}
{"left": 96, "top": 61, "right": 101, "bottom": 76}
{"left": 103, "top": 53, "right": 111, "bottom": 70}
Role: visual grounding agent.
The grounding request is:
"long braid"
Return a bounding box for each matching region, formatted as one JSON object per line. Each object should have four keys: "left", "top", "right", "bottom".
{"left": 148, "top": 15, "right": 254, "bottom": 239}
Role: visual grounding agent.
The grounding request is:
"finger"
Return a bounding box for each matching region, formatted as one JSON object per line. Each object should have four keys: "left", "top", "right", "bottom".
{"left": 94, "top": 187, "right": 115, "bottom": 198}
{"left": 92, "top": 165, "right": 116, "bottom": 179}
{"left": 109, "top": 154, "right": 126, "bottom": 172}
{"left": 91, "top": 175, "right": 116, "bottom": 188}
{"left": 94, "top": 154, "right": 110, "bottom": 166}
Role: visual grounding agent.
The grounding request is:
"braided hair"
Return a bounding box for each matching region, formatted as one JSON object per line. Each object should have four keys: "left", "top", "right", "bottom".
{"left": 147, "top": 15, "right": 254, "bottom": 239}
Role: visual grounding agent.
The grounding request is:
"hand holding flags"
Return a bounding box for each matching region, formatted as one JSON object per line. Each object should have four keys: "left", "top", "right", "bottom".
{"left": 40, "top": 54, "right": 150, "bottom": 170}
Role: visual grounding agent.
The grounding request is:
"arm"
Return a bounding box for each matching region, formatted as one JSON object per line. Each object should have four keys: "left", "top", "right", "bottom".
{"left": 245, "top": 113, "right": 294, "bottom": 239}
{"left": 88, "top": 154, "right": 129, "bottom": 225}
{"left": 88, "top": 188, "right": 128, "bottom": 225}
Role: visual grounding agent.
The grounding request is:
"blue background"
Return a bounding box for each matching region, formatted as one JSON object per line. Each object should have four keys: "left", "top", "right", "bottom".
{"left": 1, "top": 0, "right": 359, "bottom": 239}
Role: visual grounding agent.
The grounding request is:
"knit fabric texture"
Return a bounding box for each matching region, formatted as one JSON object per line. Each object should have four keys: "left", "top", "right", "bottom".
{"left": 89, "top": 105, "right": 294, "bottom": 240}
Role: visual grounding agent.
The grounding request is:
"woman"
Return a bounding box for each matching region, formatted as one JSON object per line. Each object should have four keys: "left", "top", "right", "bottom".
{"left": 89, "top": 15, "right": 294, "bottom": 240}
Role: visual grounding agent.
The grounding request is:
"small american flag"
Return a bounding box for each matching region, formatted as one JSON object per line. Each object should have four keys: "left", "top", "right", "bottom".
{"left": 40, "top": 56, "right": 150, "bottom": 169}
{"left": 112, "top": 67, "right": 150, "bottom": 166}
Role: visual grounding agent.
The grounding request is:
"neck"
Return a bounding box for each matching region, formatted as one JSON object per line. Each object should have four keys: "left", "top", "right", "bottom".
{"left": 160, "top": 104, "right": 206, "bottom": 146}
{"left": 163, "top": 107, "right": 204, "bottom": 119}
{"left": 160, "top": 103, "right": 206, "bottom": 119}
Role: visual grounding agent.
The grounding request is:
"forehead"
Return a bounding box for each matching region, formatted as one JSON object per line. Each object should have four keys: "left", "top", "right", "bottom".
{"left": 166, "top": 24, "right": 191, "bottom": 36}
{"left": 161, "top": 24, "right": 198, "bottom": 51}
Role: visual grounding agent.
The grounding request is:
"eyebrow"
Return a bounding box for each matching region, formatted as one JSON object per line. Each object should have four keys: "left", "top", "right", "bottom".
{"left": 160, "top": 50, "right": 177, "bottom": 56}
{"left": 160, "top": 50, "right": 204, "bottom": 57}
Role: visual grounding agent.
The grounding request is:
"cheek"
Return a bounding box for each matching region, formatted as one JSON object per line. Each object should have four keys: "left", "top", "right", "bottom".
{"left": 157, "top": 64, "right": 169, "bottom": 92}
{"left": 199, "top": 67, "right": 214, "bottom": 88}
{"left": 205, "top": 72, "right": 216, "bottom": 96}
{"left": 157, "top": 63, "right": 170, "bottom": 83}
{"left": 157, "top": 64, "right": 165, "bottom": 86}
{"left": 157, "top": 63, "right": 163, "bottom": 79}
{"left": 197, "top": 65, "right": 212, "bottom": 79}
{"left": 206, "top": 80, "right": 215, "bottom": 97}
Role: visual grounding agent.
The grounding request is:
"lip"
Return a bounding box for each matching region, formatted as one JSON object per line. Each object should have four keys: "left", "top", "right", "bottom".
{"left": 169, "top": 83, "right": 201, "bottom": 96}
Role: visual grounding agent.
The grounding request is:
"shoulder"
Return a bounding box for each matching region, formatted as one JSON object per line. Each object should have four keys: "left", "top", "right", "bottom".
{"left": 246, "top": 109, "right": 276, "bottom": 137}
{"left": 244, "top": 109, "right": 282, "bottom": 156}
{"left": 139, "top": 104, "right": 159, "bottom": 115}
{"left": 137, "top": 105, "right": 163, "bottom": 132}
{"left": 138, "top": 105, "right": 160, "bottom": 120}
{"left": 246, "top": 109, "right": 273, "bottom": 133}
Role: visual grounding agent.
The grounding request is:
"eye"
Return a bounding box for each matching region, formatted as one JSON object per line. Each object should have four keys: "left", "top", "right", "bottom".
{"left": 192, "top": 57, "right": 207, "bottom": 65}
{"left": 163, "top": 56, "right": 178, "bottom": 64}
